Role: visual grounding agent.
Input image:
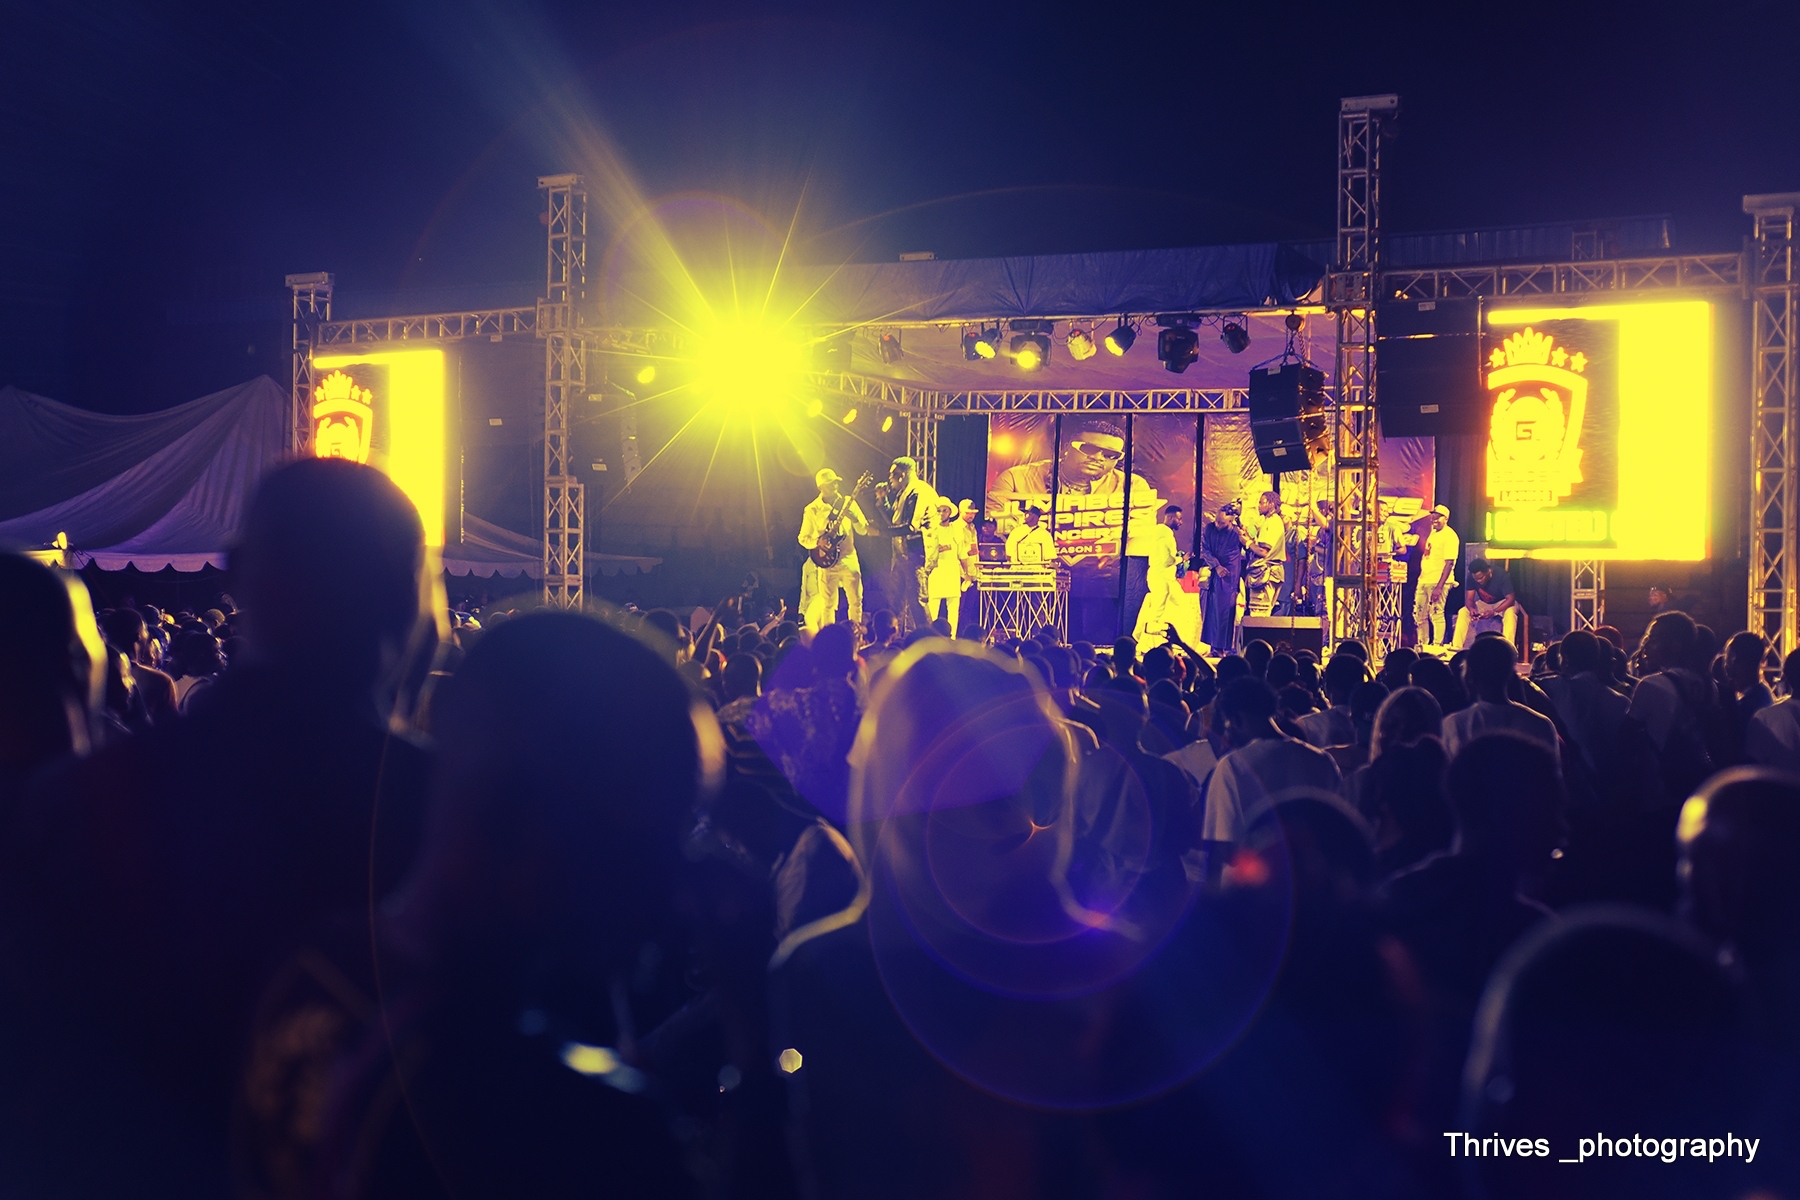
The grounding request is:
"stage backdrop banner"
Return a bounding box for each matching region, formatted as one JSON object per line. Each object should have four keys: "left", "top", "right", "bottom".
{"left": 987, "top": 415, "right": 1166, "bottom": 598}
{"left": 1126, "top": 414, "right": 1199, "bottom": 555}
{"left": 1200, "top": 412, "right": 1434, "bottom": 517}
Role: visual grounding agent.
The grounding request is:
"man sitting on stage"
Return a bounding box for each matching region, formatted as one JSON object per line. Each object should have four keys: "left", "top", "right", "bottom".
{"left": 1132, "top": 505, "right": 1183, "bottom": 649}
{"left": 1453, "top": 557, "right": 1519, "bottom": 651}
{"left": 1243, "top": 491, "right": 1286, "bottom": 618}
{"left": 798, "top": 468, "right": 872, "bottom": 632}
{"left": 1004, "top": 504, "right": 1057, "bottom": 564}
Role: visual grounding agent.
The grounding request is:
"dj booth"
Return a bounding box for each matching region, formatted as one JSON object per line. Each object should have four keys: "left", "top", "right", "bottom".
{"left": 977, "top": 566, "right": 1070, "bottom": 642}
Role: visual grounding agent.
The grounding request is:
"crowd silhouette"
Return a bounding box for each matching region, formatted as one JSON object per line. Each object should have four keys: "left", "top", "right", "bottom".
{"left": 0, "top": 456, "right": 1796, "bottom": 1199}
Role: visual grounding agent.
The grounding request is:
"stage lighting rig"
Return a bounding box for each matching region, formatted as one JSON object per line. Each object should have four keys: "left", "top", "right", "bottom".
{"left": 1067, "top": 326, "right": 1097, "bottom": 361}
{"left": 1009, "top": 319, "right": 1053, "bottom": 371}
{"left": 635, "top": 365, "right": 657, "bottom": 384}
{"left": 1104, "top": 319, "right": 1137, "bottom": 356}
{"left": 881, "top": 413, "right": 895, "bottom": 432}
{"left": 967, "top": 327, "right": 1001, "bottom": 360}
{"left": 877, "top": 332, "right": 904, "bottom": 363}
{"left": 1220, "top": 321, "right": 1251, "bottom": 354}
{"left": 843, "top": 407, "right": 859, "bottom": 424}
{"left": 1155, "top": 314, "right": 1201, "bottom": 374}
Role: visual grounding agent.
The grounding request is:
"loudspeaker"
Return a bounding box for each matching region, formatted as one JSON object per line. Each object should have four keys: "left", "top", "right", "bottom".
{"left": 1239, "top": 615, "right": 1324, "bottom": 658}
{"left": 1248, "top": 362, "right": 1326, "bottom": 475}
{"left": 1376, "top": 298, "right": 1484, "bottom": 436}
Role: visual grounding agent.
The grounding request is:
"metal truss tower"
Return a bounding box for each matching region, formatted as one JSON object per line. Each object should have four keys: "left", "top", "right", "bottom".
{"left": 1329, "top": 95, "right": 1397, "bottom": 655}
{"left": 1747, "top": 193, "right": 1800, "bottom": 655}
{"left": 538, "top": 174, "right": 588, "bottom": 610}
{"left": 286, "top": 272, "right": 334, "bottom": 453}
{"left": 1570, "top": 559, "right": 1605, "bottom": 632}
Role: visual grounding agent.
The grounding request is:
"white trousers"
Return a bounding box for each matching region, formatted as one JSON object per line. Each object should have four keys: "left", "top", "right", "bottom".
{"left": 804, "top": 565, "right": 863, "bottom": 631}
{"left": 926, "top": 585, "right": 961, "bottom": 637}
{"left": 1453, "top": 605, "right": 1519, "bottom": 651}
{"left": 1134, "top": 566, "right": 1179, "bottom": 648}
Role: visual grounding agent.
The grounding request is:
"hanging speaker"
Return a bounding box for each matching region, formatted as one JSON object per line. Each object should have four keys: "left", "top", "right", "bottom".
{"left": 1376, "top": 298, "right": 1485, "bottom": 436}
{"left": 1248, "top": 362, "right": 1325, "bottom": 475}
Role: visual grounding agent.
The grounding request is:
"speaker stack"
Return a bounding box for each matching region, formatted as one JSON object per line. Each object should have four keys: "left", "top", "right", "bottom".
{"left": 1247, "top": 362, "right": 1328, "bottom": 476}
{"left": 1375, "top": 298, "right": 1484, "bottom": 436}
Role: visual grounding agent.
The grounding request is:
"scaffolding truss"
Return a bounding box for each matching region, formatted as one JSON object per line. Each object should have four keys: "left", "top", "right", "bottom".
{"left": 285, "top": 272, "right": 334, "bottom": 454}
{"left": 1570, "top": 560, "right": 1605, "bottom": 632}
{"left": 1747, "top": 193, "right": 1800, "bottom": 655}
{"left": 538, "top": 174, "right": 587, "bottom": 610}
{"left": 1328, "top": 95, "right": 1395, "bottom": 656}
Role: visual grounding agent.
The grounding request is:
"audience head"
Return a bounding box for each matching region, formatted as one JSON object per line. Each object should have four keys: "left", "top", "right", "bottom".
{"left": 399, "top": 612, "right": 709, "bottom": 974}
{"left": 1559, "top": 628, "right": 1603, "bottom": 675}
{"left": 1367, "top": 737, "right": 1452, "bottom": 869}
{"left": 1348, "top": 680, "right": 1389, "bottom": 747}
{"left": 1407, "top": 655, "right": 1466, "bottom": 714}
{"left": 721, "top": 653, "right": 762, "bottom": 702}
{"left": 1369, "top": 686, "right": 1445, "bottom": 759}
{"left": 1242, "top": 639, "right": 1273, "bottom": 678}
{"left": 0, "top": 553, "right": 104, "bottom": 773}
{"left": 1444, "top": 733, "right": 1564, "bottom": 872}
{"left": 1335, "top": 638, "right": 1368, "bottom": 663}
{"left": 1678, "top": 766, "right": 1800, "bottom": 993}
{"left": 233, "top": 458, "right": 429, "bottom": 691}
{"left": 1216, "top": 678, "right": 1280, "bottom": 749}
{"left": 1112, "top": 636, "right": 1138, "bottom": 673}
{"left": 1785, "top": 647, "right": 1800, "bottom": 694}
{"left": 1241, "top": 789, "right": 1377, "bottom": 904}
{"left": 812, "top": 623, "right": 857, "bottom": 682}
{"left": 1276, "top": 683, "right": 1314, "bottom": 721}
{"left": 1139, "top": 645, "right": 1174, "bottom": 683}
{"left": 1214, "top": 654, "right": 1251, "bottom": 688}
{"left": 1637, "top": 610, "right": 1698, "bottom": 675}
{"left": 1321, "top": 653, "right": 1365, "bottom": 707}
{"left": 169, "top": 630, "right": 225, "bottom": 680}
{"left": 1722, "top": 631, "right": 1767, "bottom": 693}
{"left": 1463, "top": 909, "right": 1757, "bottom": 1200}
{"left": 1265, "top": 652, "right": 1297, "bottom": 691}
{"left": 1465, "top": 634, "right": 1519, "bottom": 702}
{"left": 97, "top": 607, "right": 150, "bottom": 663}
{"left": 868, "top": 609, "right": 898, "bottom": 645}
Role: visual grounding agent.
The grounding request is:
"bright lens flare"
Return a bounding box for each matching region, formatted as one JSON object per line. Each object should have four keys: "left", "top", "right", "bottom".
{"left": 693, "top": 318, "right": 809, "bottom": 417}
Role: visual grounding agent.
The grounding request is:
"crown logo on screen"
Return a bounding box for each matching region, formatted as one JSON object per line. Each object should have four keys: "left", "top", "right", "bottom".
{"left": 1489, "top": 328, "right": 1587, "bottom": 374}
{"left": 311, "top": 370, "right": 374, "bottom": 464}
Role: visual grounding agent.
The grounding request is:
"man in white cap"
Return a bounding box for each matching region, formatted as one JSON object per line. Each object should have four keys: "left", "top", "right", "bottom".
{"left": 798, "top": 467, "right": 872, "bottom": 632}
{"left": 1414, "top": 503, "right": 1460, "bottom": 650}
{"left": 1005, "top": 504, "right": 1058, "bottom": 565}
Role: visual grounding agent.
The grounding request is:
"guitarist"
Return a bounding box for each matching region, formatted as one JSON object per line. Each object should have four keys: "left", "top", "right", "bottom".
{"left": 798, "top": 468, "right": 873, "bottom": 632}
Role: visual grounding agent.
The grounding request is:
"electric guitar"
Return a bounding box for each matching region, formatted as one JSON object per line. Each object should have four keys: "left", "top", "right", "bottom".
{"left": 809, "top": 471, "right": 877, "bottom": 568}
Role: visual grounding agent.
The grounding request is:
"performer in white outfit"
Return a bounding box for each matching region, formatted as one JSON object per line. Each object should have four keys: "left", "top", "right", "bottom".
{"left": 1004, "top": 504, "right": 1058, "bottom": 564}
{"left": 797, "top": 468, "right": 873, "bottom": 632}
{"left": 1243, "top": 491, "right": 1286, "bottom": 618}
{"left": 1133, "top": 505, "right": 1184, "bottom": 649}
{"left": 1414, "top": 504, "right": 1460, "bottom": 650}
{"left": 925, "top": 499, "right": 971, "bottom": 635}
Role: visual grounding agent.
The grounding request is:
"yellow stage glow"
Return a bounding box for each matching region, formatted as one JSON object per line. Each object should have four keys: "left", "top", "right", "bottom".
{"left": 805, "top": 398, "right": 823, "bottom": 418}
{"left": 842, "top": 407, "right": 858, "bottom": 423}
{"left": 693, "top": 317, "right": 808, "bottom": 417}
{"left": 635, "top": 365, "right": 657, "bottom": 385}
{"left": 312, "top": 349, "right": 447, "bottom": 547}
{"left": 1016, "top": 343, "right": 1044, "bottom": 371}
{"left": 881, "top": 414, "right": 895, "bottom": 432}
{"left": 1485, "top": 301, "right": 1711, "bottom": 561}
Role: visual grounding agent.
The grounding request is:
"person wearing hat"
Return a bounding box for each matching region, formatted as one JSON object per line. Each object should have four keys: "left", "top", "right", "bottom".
{"left": 1199, "top": 502, "right": 1245, "bottom": 652}
{"left": 874, "top": 457, "right": 940, "bottom": 632}
{"left": 798, "top": 467, "right": 873, "bottom": 632}
{"left": 925, "top": 499, "right": 972, "bottom": 636}
{"left": 1004, "top": 503, "right": 1057, "bottom": 566}
{"left": 1414, "top": 504, "right": 1460, "bottom": 650}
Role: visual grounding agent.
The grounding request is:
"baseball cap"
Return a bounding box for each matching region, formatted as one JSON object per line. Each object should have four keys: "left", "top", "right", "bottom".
{"left": 959, "top": 499, "right": 977, "bottom": 517}
{"left": 1432, "top": 504, "right": 1450, "bottom": 517}
{"left": 814, "top": 468, "right": 843, "bottom": 488}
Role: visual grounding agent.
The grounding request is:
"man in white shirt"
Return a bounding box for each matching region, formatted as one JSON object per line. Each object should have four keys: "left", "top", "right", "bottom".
{"left": 1005, "top": 505, "right": 1057, "bottom": 565}
{"left": 1200, "top": 678, "right": 1343, "bottom": 878}
{"left": 1132, "top": 505, "right": 1184, "bottom": 649}
{"left": 1414, "top": 504, "right": 1460, "bottom": 649}
{"left": 1745, "top": 648, "right": 1800, "bottom": 772}
{"left": 1243, "top": 491, "right": 1286, "bottom": 617}
{"left": 797, "top": 468, "right": 873, "bottom": 632}
{"left": 1295, "top": 653, "right": 1364, "bottom": 749}
{"left": 1441, "top": 634, "right": 1560, "bottom": 767}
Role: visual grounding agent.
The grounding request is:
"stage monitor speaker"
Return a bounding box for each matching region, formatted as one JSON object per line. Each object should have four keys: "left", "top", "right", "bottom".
{"left": 1239, "top": 615, "right": 1324, "bottom": 658}
{"left": 1247, "top": 362, "right": 1325, "bottom": 475}
{"left": 1376, "top": 298, "right": 1485, "bottom": 436}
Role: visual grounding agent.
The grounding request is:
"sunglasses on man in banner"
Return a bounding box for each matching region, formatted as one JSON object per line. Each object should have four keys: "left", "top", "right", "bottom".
{"left": 1069, "top": 440, "right": 1124, "bottom": 462}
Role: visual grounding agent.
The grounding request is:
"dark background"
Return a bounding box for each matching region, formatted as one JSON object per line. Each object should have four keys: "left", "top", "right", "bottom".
{"left": 6, "top": 0, "right": 1799, "bottom": 413}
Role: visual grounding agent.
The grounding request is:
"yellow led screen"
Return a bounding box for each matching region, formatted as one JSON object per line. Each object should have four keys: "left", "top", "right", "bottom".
{"left": 1482, "top": 301, "right": 1711, "bottom": 561}
{"left": 311, "top": 349, "right": 447, "bottom": 547}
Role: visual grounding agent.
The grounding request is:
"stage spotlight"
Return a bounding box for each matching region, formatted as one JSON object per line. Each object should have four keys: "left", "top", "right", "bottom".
{"left": 1067, "top": 328, "right": 1097, "bottom": 361}
{"left": 806, "top": 397, "right": 824, "bottom": 417}
{"left": 695, "top": 317, "right": 807, "bottom": 416}
{"left": 1157, "top": 327, "right": 1200, "bottom": 374}
{"left": 1011, "top": 333, "right": 1051, "bottom": 371}
{"left": 877, "top": 332, "right": 903, "bottom": 363}
{"left": 843, "top": 407, "right": 859, "bottom": 423}
{"left": 881, "top": 413, "right": 895, "bottom": 432}
{"left": 1220, "top": 322, "right": 1251, "bottom": 354}
{"left": 635, "top": 365, "right": 657, "bottom": 385}
{"left": 962, "top": 332, "right": 984, "bottom": 361}
{"left": 1104, "top": 321, "right": 1136, "bottom": 356}
{"left": 974, "top": 327, "right": 1001, "bottom": 359}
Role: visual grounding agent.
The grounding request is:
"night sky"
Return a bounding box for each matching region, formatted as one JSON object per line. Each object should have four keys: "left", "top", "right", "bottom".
{"left": 6, "top": 0, "right": 1798, "bottom": 413}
